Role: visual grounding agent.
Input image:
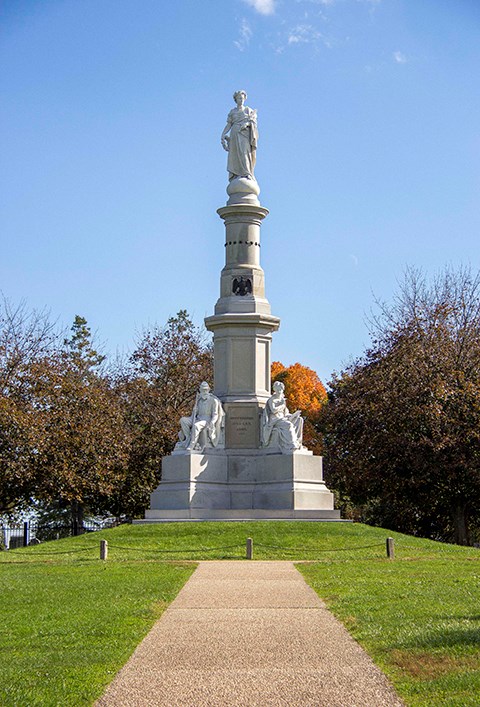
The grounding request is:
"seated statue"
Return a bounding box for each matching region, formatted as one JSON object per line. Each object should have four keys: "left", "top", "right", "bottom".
{"left": 175, "top": 382, "right": 225, "bottom": 453}
{"left": 261, "top": 381, "right": 304, "bottom": 453}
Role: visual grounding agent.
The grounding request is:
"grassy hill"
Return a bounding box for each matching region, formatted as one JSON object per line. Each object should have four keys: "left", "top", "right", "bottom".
{"left": 1, "top": 521, "right": 479, "bottom": 706}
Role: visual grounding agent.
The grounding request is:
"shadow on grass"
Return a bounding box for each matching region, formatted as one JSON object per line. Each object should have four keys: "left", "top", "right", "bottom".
{"left": 389, "top": 649, "right": 479, "bottom": 679}
{"left": 401, "top": 626, "right": 480, "bottom": 650}
{"left": 442, "top": 614, "right": 480, "bottom": 622}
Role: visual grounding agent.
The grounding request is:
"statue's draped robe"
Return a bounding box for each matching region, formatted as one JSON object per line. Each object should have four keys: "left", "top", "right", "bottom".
{"left": 261, "top": 397, "right": 303, "bottom": 452}
{"left": 226, "top": 107, "right": 258, "bottom": 180}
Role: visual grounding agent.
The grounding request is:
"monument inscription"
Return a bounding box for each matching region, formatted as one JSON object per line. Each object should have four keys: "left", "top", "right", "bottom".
{"left": 226, "top": 404, "right": 259, "bottom": 448}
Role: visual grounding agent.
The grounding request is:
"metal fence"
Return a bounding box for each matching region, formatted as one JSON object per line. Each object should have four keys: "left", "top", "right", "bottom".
{"left": 1, "top": 518, "right": 123, "bottom": 549}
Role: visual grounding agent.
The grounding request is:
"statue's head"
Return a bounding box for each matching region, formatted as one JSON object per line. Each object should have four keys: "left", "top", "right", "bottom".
{"left": 199, "top": 382, "right": 210, "bottom": 397}
{"left": 233, "top": 90, "right": 247, "bottom": 103}
{"left": 273, "top": 381, "right": 285, "bottom": 394}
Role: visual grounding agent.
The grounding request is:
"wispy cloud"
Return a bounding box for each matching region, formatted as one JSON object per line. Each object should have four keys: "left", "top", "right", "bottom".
{"left": 240, "top": 0, "right": 381, "bottom": 55}
{"left": 299, "top": 0, "right": 335, "bottom": 5}
{"left": 243, "top": 0, "right": 276, "bottom": 15}
{"left": 287, "top": 23, "right": 322, "bottom": 45}
{"left": 234, "top": 18, "right": 253, "bottom": 51}
{"left": 393, "top": 50, "right": 407, "bottom": 64}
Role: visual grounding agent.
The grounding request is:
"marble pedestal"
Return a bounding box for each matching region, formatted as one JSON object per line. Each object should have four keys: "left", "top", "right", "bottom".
{"left": 141, "top": 449, "right": 340, "bottom": 521}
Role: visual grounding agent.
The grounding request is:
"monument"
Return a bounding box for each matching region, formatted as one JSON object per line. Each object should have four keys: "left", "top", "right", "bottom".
{"left": 144, "top": 91, "right": 339, "bottom": 520}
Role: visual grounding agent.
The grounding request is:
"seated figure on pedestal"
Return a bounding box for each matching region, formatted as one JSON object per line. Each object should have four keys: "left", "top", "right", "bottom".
{"left": 261, "top": 381, "right": 304, "bottom": 453}
{"left": 175, "top": 382, "right": 225, "bottom": 453}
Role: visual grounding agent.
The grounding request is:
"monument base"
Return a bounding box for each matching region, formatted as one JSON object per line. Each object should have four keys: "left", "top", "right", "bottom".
{"left": 139, "top": 449, "right": 341, "bottom": 522}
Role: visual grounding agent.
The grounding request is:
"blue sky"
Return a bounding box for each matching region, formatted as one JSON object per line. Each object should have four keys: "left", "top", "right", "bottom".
{"left": 1, "top": 0, "right": 479, "bottom": 383}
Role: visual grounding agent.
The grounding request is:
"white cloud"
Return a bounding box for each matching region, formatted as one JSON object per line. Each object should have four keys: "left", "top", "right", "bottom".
{"left": 393, "top": 50, "right": 407, "bottom": 64}
{"left": 287, "top": 24, "right": 322, "bottom": 45}
{"left": 234, "top": 18, "right": 253, "bottom": 51}
{"left": 300, "top": 0, "right": 335, "bottom": 5}
{"left": 243, "top": 0, "right": 276, "bottom": 15}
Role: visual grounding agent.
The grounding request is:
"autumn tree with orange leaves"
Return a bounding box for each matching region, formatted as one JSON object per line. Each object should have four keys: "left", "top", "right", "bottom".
{"left": 271, "top": 361, "right": 327, "bottom": 455}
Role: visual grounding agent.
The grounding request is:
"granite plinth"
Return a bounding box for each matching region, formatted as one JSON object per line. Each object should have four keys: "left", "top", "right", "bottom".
{"left": 144, "top": 450, "right": 339, "bottom": 521}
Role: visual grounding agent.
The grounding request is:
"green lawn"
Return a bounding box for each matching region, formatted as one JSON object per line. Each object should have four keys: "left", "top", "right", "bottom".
{"left": 0, "top": 560, "right": 195, "bottom": 706}
{"left": 0, "top": 518, "right": 439, "bottom": 563}
{"left": 1, "top": 521, "right": 479, "bottom": 706}
{"left": 299, "top": 552, "right": 480, "bottom": 707}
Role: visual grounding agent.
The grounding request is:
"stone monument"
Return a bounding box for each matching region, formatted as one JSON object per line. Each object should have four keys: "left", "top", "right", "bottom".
{"left": 144, "top": 91, "right": 339, "bottom": 520}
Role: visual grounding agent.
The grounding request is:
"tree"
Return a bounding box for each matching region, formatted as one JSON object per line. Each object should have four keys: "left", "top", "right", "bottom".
{"left": 33, "top": 316, "right": 129, "bottom": 532}
{"left": 322, "top": 267, "right": 480, "bottom": 545}
{"left": 63, "top": 315, "right": 105, "bottom": 373}
{"left": 110, "top": 311, "right": 213, "bottom": 517}
{"left": 0, "top": 297, "right": 56, "bottom": 516}
{"left": 0, "top": 304, "right": 215, "bottom": 523}
{"left": 271, "top": 361, "right": 327, "bottom": 455}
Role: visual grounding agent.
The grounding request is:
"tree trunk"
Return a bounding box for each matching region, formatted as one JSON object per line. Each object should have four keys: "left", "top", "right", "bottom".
{"left": 71, "top": 501, "right": 84, "bottom": 536}
{"left": 452, "top": 500, "right": 469, "bottom": 545}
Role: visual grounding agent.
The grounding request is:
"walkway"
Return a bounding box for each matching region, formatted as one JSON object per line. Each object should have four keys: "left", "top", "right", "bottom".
{"left": 97, "top": 561, "right": 403, "bottom": 706}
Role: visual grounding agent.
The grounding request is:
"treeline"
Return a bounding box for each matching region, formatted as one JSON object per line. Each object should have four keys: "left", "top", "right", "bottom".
{"left": 2, "top": 264, "right": 480, "bottom": 545}
{"left": 0, "top": 304, "right": 212, "bottom": 528}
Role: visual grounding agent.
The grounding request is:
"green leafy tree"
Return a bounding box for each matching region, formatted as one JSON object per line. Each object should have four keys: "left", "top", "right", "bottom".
{"left": 63, "top": 315, "right": 105, "bottom": 374}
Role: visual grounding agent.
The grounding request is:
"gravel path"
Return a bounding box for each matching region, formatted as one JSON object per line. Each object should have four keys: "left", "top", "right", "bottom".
{"left": 96, "top": 561, "right": 404, "bottom": 707}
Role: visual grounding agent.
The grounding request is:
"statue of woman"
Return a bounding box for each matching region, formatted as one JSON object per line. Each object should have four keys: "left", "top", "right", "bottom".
{"left": 221, "top": 90, "right": 258, "bottom": 181}
{"left": 261, "top": 381, "right": 304, "bottom": 453}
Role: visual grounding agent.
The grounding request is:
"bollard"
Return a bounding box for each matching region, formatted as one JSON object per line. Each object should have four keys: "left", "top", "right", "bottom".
{"left": 100, "top": 539, "right": 108, "bottom": 561}
{"left": 246, "top": 537, "right": 253, "bottom": 560}
{"left": 386, "top": 537, "right": 394, "bottom": 560}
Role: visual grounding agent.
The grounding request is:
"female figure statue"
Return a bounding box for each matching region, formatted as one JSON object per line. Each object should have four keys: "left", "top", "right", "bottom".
{"left": 261, "top": 381, "right": 304, "bottom": 453}
{"left": 221, "top": 90, "right": 258, "bottom": 181}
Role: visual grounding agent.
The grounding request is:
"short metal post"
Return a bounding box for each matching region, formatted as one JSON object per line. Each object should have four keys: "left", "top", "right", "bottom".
{"left": 23, "top": 521, "right": 29, "bottom": 547}
{"left": 386, "top": 537, "right": 394, "bottom": 559}
{"left": 100, "top": 539, "right": 108, "bottom": 561}
{"left": 246, "top": 537, "right": 253, "bottom": 560}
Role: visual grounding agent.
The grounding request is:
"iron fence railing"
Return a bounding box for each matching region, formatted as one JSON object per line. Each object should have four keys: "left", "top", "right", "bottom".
{"left": 0, "top": 518, "right": 124, "bottom": 549}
